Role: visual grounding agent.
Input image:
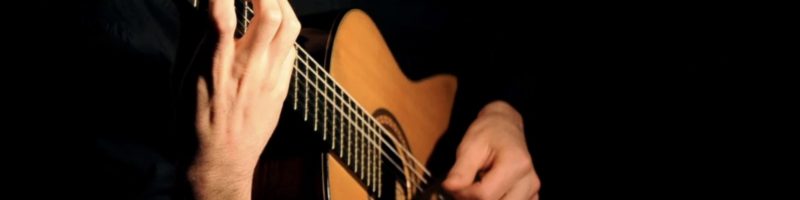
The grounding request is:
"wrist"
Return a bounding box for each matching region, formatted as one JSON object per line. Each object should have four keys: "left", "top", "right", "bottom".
{"left": 188, "top": 159, "right": 254, "bottom": 199}
{"left": 188, "top": 151, "right": 256, "bottom": 181}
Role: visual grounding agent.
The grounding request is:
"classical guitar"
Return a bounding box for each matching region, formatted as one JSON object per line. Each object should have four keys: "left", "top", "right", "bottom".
{"left": 183, "top": 1, "right": 457, "bottom": 199}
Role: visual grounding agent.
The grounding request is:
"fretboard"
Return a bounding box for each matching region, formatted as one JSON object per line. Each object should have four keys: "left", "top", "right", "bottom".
{"left": 291, "top": 44, "right": 388, "bottom": 196}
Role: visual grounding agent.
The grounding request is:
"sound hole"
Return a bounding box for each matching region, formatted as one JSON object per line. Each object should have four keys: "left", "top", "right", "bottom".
{"left": 373, "top": 108, "right": 421, "bottom": 200}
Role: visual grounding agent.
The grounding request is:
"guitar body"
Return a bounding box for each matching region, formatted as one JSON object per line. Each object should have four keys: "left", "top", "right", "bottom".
{"left": 252, "top": 9, "right": 457, "bottom": 200}
{"left": 327, "top": 10, "right": 457, "bottom": 200}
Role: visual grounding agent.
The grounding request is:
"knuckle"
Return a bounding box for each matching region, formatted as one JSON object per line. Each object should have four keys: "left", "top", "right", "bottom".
{"left": 473, "top": 189, "right": 493, "bottom": 200}
{"left": 515, "top": 153, "right": 534, "bottom": 172}
{"left": 257, "top": 11, "right": 283, "bottom": 28}
{"left": 455, "top": 143, "right": 471, "bottom": 157}
{"left": 215, "top": 17, "right": 237, "bottom": 37}
{"left": 532, "top": 175, "right": 542, "bottom": 193}
{"left": 286, "top": 18, "right": 302, "bottom": 36}
{"left": 210, "top": 9, "right": 236, "bottom": 36}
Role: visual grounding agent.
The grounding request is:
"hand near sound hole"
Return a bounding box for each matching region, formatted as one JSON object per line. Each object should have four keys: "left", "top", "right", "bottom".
{"left": 187, "top": 0, "right": 301, "bottom": 200}
{"left": 443, "top": 101, "right": 541, "bottom": 200}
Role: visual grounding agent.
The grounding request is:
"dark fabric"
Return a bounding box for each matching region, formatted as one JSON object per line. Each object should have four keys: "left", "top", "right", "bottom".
{"left": 34, "top": 0, "right": 194, "bottom": 199}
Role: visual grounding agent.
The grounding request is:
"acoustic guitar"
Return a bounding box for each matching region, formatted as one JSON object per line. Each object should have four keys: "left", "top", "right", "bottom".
{"left": 183, "top": 1, "right": 457, "bottom": 199}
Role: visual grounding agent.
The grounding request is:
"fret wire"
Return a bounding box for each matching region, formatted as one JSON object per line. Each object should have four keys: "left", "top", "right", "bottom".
{"left": 347, "top": 97, "right": 353, "bottom": 165}
{"left": 331, "top": 93, "right": 336, "bottom": 150}
{"left": 369, "top": 129, "right": 373, "bottom": 192}
{"left": 313, "top": 53, "right": 319, "bottom": 132}
{"left": 377, "top": 127, "right": 382, "bottom": 197}
{"left": 323, "top": 76, "right": 328, "bottom": 140}
{"left": 340, "top": 88, "right": 345, "bottom": 157}
{"left": 361, "top": 113, "right": 367, "bottom": 180}
{"left": 302, "top": 49, "right": 309, "bottom": 121}
{"left": 355, "top": 119, "right": 360, "bottom": 174}
{"left": 293, "top": 57, "right": 298, "bottom": 110}
{"left": 372, "top": 122, "right": 378, "bottom": 192}
{"left": 366, "top": 115, "right": 371, "bottom": 184}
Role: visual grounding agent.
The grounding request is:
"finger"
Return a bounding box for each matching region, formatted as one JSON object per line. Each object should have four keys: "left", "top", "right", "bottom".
{"left": 443, "top": 119, "right": 492, "bottom": 192}
{"left": 210, "top": 0, "right": 237, "bottom": 40}
{"left": 499, "top": 172, "right": 540, "bottom": 200}
{"left": 252, "top": 0, "right": 300, "bottom": 97}
{"left": 461, "top": 147, "right": 533, "bottom": 200}
{"left": 209, "top": 0, "right": 237, "bottom": 89}
{"left": 262, "top": 47, "right": 296, "bottom": 98}
{"left": 196, "top": 76, "right": 211, "bottom": 136}
{"left": 242, "top": 0, "right": 283, "bottom": 56}
{"left": 237, "top": 0, "right": 285, "bottom": 95}
{"left": 270, "top": 0, "right": 301, "bottom": 58}
{"left": 442, "top": 137, "right": 492, "bottom": 193}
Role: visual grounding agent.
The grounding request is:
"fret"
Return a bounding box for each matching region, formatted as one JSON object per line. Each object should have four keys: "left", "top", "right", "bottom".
{"left": 292, "top": 55, "right": 298, "bottom": 111}
{"left": 372, "top": 122, "right": 378, "bottom": 193}
{"left": 243, "top": 1, "right": 250, "bottom": 33}
{"left": 356, "top": 117, "right": 362, "bottom": 179}
{"left": 354, "top": 119, "right": 360, "bottom": 174}
{"left": 339, "top": 89, "right": 345, "bottom": 157}
{"left": 369, "top": 122, "right": 380, "bottom": 191}
{"left": 302, "top": 55, "right": 309, "bottom": 121}
{"left": 367, "top": 122, "right": 372, "bottom": 187}
{"left": 347, "top": 100, "right": 353, "bottom": 165}
{"left": 331, "top": 94, "right": 336, "bottom": 150}
{"left": 360, "top": 113, "right": 367, "bottom": 180}
{"left": 328, "top": 78, "right": 338, "bottom": 143}
{"left": 314, "top": 64, "right": 319, "bottom": 132}
{"left": 322, "top": 76, "right": 327, "bottom": 140}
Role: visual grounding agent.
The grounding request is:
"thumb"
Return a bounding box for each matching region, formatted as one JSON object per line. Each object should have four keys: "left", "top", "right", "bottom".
{"left": 442, "top": 142, "right": 492, "bottom": 192}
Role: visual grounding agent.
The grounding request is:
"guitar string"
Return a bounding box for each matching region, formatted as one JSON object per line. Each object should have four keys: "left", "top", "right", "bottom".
{"left": 293, "top": 44, "right": 431, "bottom": 181}
{"left": 293, "top": 51, "right": 429, "bottom": 189}
{"left": 292, "top": 56, "right": 425, "bottom": 193}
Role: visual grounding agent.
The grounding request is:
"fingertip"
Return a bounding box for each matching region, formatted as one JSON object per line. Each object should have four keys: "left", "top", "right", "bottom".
{"left": 209, "top": 0, "right": 236, "bottom": 38}
{"left": 442, "top": 173, "right": 468, "bottom": 192}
